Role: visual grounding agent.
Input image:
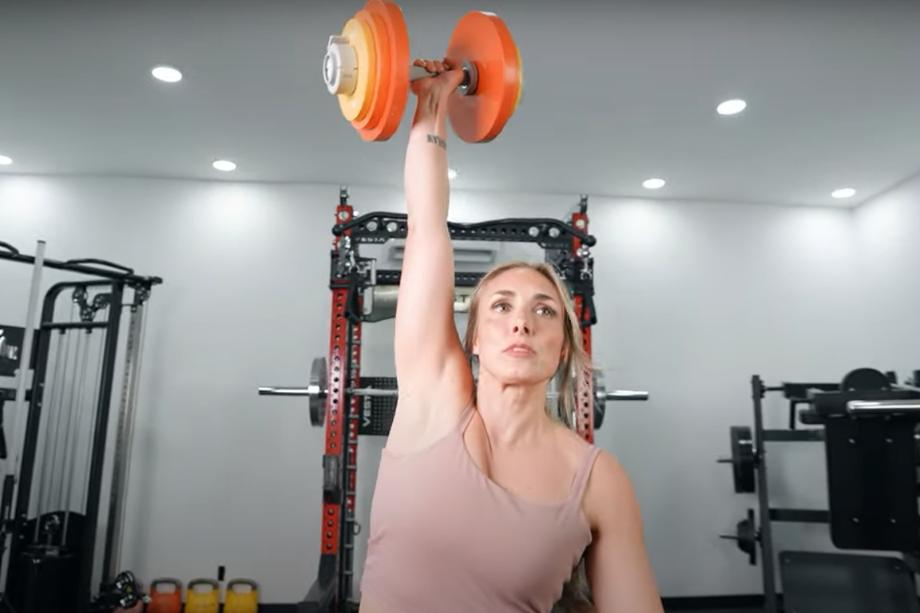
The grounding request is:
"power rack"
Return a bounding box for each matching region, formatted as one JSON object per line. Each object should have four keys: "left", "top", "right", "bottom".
{"left": 260, "top": 190, "right": 648, "bottom": 612}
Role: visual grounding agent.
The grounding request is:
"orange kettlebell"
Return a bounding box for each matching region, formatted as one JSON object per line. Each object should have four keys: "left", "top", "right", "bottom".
{"left": 146, "top": 578, "right": 182, "bottom": 613}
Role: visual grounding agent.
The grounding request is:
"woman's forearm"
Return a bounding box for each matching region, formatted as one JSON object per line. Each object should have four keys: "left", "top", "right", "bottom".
{"left": 404, "top": 101, "right": 449, "bottom": 228}
{"left": 404, "top": 82, "right": 453, "bottom": 229}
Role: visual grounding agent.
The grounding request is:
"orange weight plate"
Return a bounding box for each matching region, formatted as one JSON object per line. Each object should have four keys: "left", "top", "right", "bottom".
{"left": 351, "top": 6, "right": 390, "bottom": 133}
{"left": 357, "top": 0, "right": 409, "bottom": 141}
{"left": 446, "top": 12, "right": 522, "bottom": 142}
{"left": 369, "top": 0, "right": 410, "bottom": 140}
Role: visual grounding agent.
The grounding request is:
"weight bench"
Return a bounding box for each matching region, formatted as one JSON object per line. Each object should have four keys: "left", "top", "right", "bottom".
{"left": 780, "top": 551, "right": 920, "bottom": 613}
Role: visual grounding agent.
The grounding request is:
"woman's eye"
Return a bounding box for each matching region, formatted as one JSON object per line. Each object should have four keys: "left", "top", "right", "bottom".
{"left": 537, "top": 305, "right": 556, "bottom": 317}
{"left": 493, "top": 302, "right": 510, "bottom": 312}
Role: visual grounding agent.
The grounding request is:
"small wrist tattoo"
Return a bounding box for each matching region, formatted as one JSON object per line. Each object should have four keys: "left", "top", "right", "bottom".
{"left": 426, "top": 134, "right": 447, "bottom": 150}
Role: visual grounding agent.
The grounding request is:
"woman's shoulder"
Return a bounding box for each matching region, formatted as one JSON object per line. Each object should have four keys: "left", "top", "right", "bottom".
{"left": 581, "top": 446, "right": 638, "bottom": 531}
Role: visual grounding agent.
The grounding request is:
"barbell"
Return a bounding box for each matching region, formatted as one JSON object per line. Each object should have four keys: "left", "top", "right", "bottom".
{"left": 323, "top": 0, "right": 523, "bottom": 142}
{"left": 259, "top": 357, "right": 648, "bottom": 429}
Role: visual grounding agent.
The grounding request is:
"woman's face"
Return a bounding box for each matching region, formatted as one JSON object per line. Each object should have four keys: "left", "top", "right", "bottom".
{"left": 472, "top": 267, "right": 567, "bottom": 387}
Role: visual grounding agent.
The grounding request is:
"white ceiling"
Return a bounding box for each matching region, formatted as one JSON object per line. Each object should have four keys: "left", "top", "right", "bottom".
{"left": 1, "top": 0, "right": 919, "bottom": 207}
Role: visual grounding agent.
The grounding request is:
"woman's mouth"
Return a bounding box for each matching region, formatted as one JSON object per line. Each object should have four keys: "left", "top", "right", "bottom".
{"left": 504, "top": 343, "right": 535, "bottom": 356}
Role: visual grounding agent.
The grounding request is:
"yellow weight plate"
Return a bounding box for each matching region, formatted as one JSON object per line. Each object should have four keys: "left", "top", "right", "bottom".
{"left": 337, "top": 17, "right": 376, "bottom": 122}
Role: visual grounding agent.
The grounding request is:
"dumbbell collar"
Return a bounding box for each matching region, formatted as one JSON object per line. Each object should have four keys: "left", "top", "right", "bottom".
{"left": 324, "top": 35, "right": 358, "bottom": 95}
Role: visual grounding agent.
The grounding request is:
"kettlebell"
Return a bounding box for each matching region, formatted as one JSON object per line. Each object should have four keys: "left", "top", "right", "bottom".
{"left": 225, "top": 578, "right": 260, "bottom": 613}
{"left": 146, "top": 578, "right": 182, "bottom": 613}
{"left": 186, "top": 578, "right": 220, "bottom": 613}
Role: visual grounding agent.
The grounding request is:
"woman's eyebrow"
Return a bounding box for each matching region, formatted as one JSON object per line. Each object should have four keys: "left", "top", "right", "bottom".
{"left": 490, "top": 289, "right": 558, "bottom": 303}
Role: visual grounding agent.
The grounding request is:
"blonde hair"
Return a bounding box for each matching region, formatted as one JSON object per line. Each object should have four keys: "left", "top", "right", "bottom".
{"left": 461, "top": 260, "right": 596, "bottom": 611}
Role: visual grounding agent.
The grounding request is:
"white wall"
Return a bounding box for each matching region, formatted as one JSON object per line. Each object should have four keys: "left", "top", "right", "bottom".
{"left": 853, "top": 171, "right": 920, "bottom": 375}
{"left": 0, "top": 174, "right": 875, "bottom": 602}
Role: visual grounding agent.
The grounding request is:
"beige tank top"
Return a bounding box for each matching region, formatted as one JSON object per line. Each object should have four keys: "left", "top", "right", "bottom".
{"left": 360, "top": 402, "right": 601, "bottom": 612}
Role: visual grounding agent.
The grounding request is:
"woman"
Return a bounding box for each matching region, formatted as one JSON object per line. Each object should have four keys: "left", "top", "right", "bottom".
{"left": 358, "top": 59, "right": 663, "bottom": 613}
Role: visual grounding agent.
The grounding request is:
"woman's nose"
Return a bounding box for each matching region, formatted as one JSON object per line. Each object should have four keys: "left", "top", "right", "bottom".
{"left": 512, "top": 315, "right": 531, "bottom": 334}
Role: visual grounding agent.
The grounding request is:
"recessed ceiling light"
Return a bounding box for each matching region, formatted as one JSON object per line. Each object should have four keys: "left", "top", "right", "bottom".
{"left": 642, "top": 178, "right": 666, "bottom": 190}
{"left": 0, "top": 154, "right": 12, "bottom": 166}
{"left": 212, "top": 159, "right": 237, "bottom": 172}
{"left": 448, "top": 168, "right": 458, "bottom": 180}
{"left": 151, "top": 65, "right": 183, "bottom": 83}
{"left": 717, "top": 99, "right": 747, "bottom": 116}
{"left": 831, "top": 187, "right": 856, "bottom": 199}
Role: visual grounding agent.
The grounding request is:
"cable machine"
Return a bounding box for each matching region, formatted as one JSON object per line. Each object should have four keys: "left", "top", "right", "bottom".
{"left": 0, "top": 240, "right": 162, "bottom": 613}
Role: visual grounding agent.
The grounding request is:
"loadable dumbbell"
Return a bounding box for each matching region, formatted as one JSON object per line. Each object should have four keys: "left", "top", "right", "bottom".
{"left": 322, "top": 0, "right": 523, "bottom": 142}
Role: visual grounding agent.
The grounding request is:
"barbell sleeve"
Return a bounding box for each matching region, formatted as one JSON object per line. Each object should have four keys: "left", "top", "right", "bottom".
{"left": 258, "top": 386, "right": 321, "bottom": 397}
{"left": 603, "top": 390, "right": 649, "bottom": 401}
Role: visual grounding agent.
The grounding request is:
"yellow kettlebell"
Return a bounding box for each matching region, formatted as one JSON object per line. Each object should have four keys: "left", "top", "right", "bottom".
{"left": 224, "top": 578, "right": 260, "bottom": 613}
{"left": 185, "top": 578, "right": 220, "bottom": 613}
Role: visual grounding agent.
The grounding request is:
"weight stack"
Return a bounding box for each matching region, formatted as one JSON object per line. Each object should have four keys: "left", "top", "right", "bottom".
{"left": 7, "top": 546, "right": 80, "bottom": 613}
{"left": 6, "top": 511, "right": 85, "bottom": 613}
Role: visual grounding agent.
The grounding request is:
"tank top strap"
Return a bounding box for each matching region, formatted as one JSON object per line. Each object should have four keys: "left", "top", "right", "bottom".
{"left": 569, "top": 445, "right": 603, "bottom": 505}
